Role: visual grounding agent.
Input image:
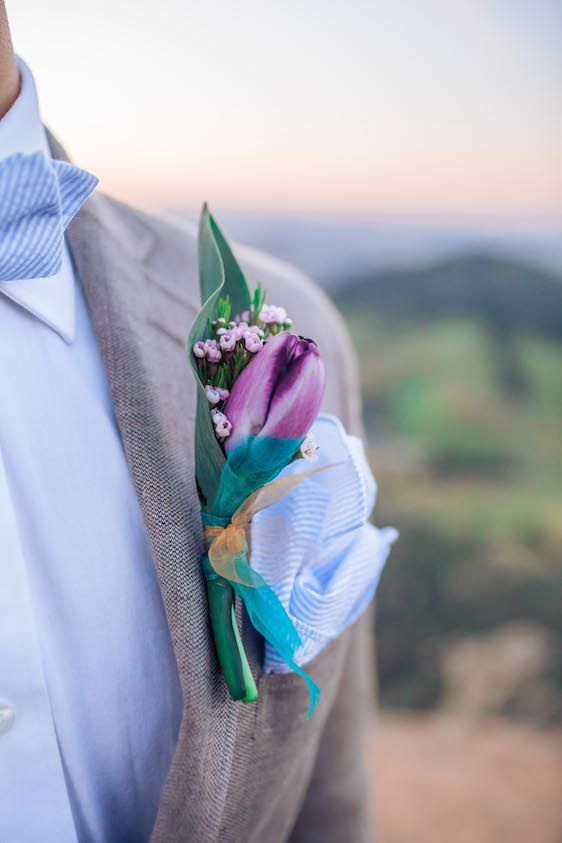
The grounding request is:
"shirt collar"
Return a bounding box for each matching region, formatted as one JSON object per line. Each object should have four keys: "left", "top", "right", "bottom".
{"left": 0, "top": 58, "right": 75, "bottom": 343}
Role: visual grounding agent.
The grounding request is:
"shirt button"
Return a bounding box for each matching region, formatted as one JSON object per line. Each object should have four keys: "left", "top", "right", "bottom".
{"left": 0, "top": 703, "right": 15, "bottom": 735}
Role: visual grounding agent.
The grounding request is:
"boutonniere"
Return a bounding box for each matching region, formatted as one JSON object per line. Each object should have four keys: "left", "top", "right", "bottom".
{"left": 187, "top": 205, "right": 326, "bottom": 716}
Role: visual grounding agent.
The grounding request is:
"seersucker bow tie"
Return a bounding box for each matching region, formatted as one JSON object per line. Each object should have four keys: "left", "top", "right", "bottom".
{"left": 0, "top": 151, "right": 98, "bottom": 282}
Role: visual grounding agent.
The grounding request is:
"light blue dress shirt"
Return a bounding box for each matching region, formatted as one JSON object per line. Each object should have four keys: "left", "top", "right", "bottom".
{"left": 0, "top": 60, "right": 183, "bottom": 842}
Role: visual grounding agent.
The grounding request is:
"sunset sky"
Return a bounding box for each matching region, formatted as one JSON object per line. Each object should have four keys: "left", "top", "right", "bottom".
{"left": 8, "top": 0, "right": 562, "bottom": 215}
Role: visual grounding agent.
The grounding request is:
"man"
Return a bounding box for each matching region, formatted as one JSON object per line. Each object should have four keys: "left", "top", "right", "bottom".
{"left": 0, "top": 3, "right": 379, "bottom": 840}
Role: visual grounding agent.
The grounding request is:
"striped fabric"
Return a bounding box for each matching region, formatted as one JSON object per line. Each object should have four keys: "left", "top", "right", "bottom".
{"left": 0, "top": 151, "right": 97, "bottom": 282}
{"left": 251, "top": 413, "right": 398, "bottom": 672}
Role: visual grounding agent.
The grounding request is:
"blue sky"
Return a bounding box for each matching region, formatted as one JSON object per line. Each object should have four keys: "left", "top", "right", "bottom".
{"left": 8, "top": 0, "right": 562, "bottom": 215}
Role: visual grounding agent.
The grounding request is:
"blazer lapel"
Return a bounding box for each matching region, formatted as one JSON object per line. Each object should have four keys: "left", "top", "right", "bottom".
{"left": 50, "top": 132, "right": 242, "bottom": 840}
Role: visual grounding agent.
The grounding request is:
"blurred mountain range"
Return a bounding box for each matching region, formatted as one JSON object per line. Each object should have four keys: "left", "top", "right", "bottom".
{"left": 177, "top": 211, "right": 562, "bottom": 290}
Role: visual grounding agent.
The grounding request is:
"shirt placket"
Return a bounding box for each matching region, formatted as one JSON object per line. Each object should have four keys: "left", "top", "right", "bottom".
{"left": 0, "top": 442, "right": 77, "bottom": 842}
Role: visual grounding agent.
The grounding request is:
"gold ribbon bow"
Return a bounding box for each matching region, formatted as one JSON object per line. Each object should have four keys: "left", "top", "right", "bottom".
{"left": 203, "top": 464, "right": 337, "bottom": 586}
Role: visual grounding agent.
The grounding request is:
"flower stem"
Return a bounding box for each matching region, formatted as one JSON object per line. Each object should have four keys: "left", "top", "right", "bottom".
{"left": 205, "top": 574, "right": 258, "bottom": 703}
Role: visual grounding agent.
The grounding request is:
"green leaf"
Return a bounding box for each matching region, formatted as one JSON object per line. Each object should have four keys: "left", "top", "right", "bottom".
{"left": 217, "top": 296, "right": 232, "bottom": 323}
{"left": 209, "top": 210, "right": 251, "bottom": 319}
{"left": 252, "top": 282, "right": 266, "bottom": 318}
{"left": 186, "top": 204, "right": 252, "bottom": 506}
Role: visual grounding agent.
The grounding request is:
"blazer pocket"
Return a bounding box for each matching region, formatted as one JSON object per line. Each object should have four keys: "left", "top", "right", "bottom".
{"left": 255, "top": 623, "right": 350, "bottom": 735}
{"left": 233, "top": 626, "right": 352, "bottom": 842}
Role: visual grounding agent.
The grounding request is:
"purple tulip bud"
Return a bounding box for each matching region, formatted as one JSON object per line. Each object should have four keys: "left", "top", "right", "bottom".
{"left": 224, "top": 332, "right": 326, "bottom": 451}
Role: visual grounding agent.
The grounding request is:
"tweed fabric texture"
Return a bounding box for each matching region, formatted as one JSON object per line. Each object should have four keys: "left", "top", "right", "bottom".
{"left": 49, "top": 132, "right": 374, "bottom": 843}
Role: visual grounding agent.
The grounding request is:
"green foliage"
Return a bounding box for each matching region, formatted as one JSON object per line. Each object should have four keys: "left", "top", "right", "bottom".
{"left": 375, "top": 522, "right": 562, "bottom": 716}
{"left": 217, "top": 296, "right": 232, "bottom": 323}
{"left": 251, "top": 282, "right": 266, "bottom": 321}
{"left": 187, "top": 205, "right": 257, "bottom": 704}
{"left": 335, "top": 254, "right": 562, "bottom": 722}
{"left": 186, "top": 204, "right": 251, "bottom": 507}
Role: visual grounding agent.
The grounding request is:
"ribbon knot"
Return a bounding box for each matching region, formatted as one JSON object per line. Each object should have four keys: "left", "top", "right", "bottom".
{"left": 201, "top": 464, "right": 336, "bottom": 717}
{"left": 203, "top": 520, "right": 253, "bottom": 586}
{"left": 203, "top": 464, "right": 333, "bottom": 586}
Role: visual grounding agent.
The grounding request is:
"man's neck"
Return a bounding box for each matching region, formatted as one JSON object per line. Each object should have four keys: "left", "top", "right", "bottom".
{"left": 0, "top": 2, "right": 19, "bottom": 119}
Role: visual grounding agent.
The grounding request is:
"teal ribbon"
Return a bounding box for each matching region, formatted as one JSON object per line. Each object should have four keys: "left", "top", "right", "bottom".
{"left": 201, "top": 435, "right": 321, "bottom": 717}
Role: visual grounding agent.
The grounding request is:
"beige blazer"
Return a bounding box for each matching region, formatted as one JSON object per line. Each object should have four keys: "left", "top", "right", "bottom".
{"left": 52, "top": 132, "right": 374, "bottom": 843}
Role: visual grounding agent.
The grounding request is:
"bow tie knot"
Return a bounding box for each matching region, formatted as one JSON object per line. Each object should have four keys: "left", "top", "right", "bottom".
{"left": 0, "top": 151, "right": 98, "bottom": 282}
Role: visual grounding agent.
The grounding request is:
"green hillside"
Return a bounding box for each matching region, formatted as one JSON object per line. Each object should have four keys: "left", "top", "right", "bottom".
{"left": 335, "top": 255, "right": 562, "bottom": 722}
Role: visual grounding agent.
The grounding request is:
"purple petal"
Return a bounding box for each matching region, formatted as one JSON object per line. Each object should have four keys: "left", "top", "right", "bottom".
{"left": 224, "top": 332, "right": 295, "bottom": 450}
{"left": 224, "top": 332, "right": 326, "bottom": 450}
{"left": 262, "top": 344, "right": 325, "bottom": 439}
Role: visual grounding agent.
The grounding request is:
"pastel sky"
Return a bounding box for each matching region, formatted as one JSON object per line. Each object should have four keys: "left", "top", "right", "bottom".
{"left": 7, "top": 0, "right": 562, "bottom": 215}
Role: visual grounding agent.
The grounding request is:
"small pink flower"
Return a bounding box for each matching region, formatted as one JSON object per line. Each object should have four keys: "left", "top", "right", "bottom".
{"left": 219, "top": 332, "right": 236, "bottom": 352}
{"left": 216, "top": 327, "right": 227, "bottom": 336}
{"left": 300, "top": 432, "right": 319, "bottom": 462}
{"left": 231, "top": 322, "right": 247, "bottom": 341}
{"left": 204, "top": 339, "right": 222, "bottom": 363}
{"left": 239, "top": 310, "right": 250, "bottom": 322}
{"left": 245, "top": 333, "right": 263, "bottom": 353}
{"left": 216, "top": 387, "right": 230, "bottom": 401}
{"left": 259, "top": 304, "right": 288, "bottom": 324}
{"left": 242, "top": 327, "right": 264, "bottom": 342}
{"left": 192, "top": 341, "right": 206, "bottom": 359}
{"left": 258, "top": 305, "right": 275, "bottom": 324}
{"left": 214, "top": 416, "right": 232, "bottom": 438}
{"left": 206, "top": 348, "right": 222, "bottom": 363}
{"left": 211, "top": 409, "right": 226, "bottom": 422}
{"left": 205, "top": 385, "right": 221, "bottom": 405}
